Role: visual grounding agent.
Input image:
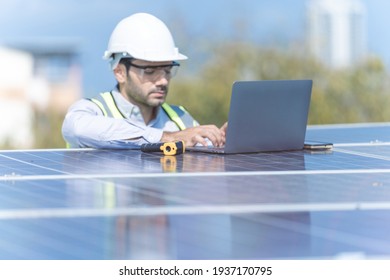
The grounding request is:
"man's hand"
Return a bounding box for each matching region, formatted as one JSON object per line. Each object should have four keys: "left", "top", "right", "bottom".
{"left": 161, "top": 124, "right": 227, "bottom": 147}
{"left": 220, "top": 122, "right": 228, "bottom": 134}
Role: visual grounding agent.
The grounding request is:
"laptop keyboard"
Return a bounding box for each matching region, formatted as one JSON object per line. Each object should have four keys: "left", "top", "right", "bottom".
{"left": 187, "top": 145, "right": 226, "bottom": 153}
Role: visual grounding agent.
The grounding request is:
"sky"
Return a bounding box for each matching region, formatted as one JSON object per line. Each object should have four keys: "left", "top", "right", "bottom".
{"left": 0, "top": 0, "right": 389, "bottom": 96}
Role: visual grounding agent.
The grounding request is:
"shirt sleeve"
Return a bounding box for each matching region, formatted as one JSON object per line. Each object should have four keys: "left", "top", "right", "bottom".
{"left": 62, "top": 99, "right": 163, "bottom": 149}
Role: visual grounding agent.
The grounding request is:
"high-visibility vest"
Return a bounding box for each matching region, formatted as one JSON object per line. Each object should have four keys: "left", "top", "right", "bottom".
{"left": 88, "top": 91, "right": 196, "bottom": 130}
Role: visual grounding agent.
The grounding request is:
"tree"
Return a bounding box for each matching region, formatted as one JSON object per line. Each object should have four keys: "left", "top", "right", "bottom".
{"left": 169, "top": 42, "right": 390, "bottom": 126}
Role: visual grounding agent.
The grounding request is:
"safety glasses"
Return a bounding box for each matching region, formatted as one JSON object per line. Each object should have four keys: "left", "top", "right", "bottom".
{"left": 125, "top": 60, "right": 180, "bottom": 80}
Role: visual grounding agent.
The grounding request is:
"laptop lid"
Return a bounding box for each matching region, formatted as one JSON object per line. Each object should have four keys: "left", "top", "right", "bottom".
{"left": 223, "top": 79, "right": 312, "bottom": 153}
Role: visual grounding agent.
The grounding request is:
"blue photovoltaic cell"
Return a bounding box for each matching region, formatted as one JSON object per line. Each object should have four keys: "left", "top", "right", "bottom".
{"left": 0, "top": 123, "right": 389, "bottom": 259}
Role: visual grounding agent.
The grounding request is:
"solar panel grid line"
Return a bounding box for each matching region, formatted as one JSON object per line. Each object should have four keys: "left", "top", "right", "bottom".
{"left": 13, "top": 151, "right": 64, "bottom": 163}
{"left": 0, "top": 227, "right": 48, "bottom": 259}
{"left": 169, "top": 216, "right": 233, "bottom": 259}
{"left": 0, "top": 214, "right": 104, "bottom": 256}
{"left": 31, "top": 218, "right": 109, "bottom": 258}
{"left": 1, "top": 167, "right": 153, "bottom": 211}
{"left": 127, "top": 183, "right": 198, "bottom": 206}
{"left": 122, "top": 173, "right": 390, "bottom": 203}
{"left": 19, "top": 220, "right": 92, "bottom": 259}
{"left": 241, "top": 213, "right": 390, "bottom": 255}
{"left": 0, "top": 219, "right": 101, "bottom": 259}
{"left": 0, "top": 220, "right": 70, "bottom": 259}
{"left": 1, "top": 201, "right": 390, "bottom": 220}
{"left": 0, "top": 153, "right": 68, "bottom": 176}
{"left": 1, "top": 176, "right": 214, "bottom": 215}
{"left": 2, "top": 168, "right": 390, "bottom": 182}
{"left": 335, "top": 142, "right": 390, "bottom": 147}
{"left": 0, "top": 180, "right": 63, "bottom": 207}
{"left": 334, "top": 147, "right": 390, "bottom": 161}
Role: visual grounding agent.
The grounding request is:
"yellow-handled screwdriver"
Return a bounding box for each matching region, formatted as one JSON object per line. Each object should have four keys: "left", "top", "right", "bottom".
{"left": 141, "top": 141, "right": 185, "bottom": 156}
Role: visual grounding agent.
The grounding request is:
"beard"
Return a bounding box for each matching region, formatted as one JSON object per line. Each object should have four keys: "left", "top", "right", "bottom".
{"left": 126, "top": 82, "right": 169, "bottom": 107}
{"left": 147, "top": 85, "right": 168, "bottom": 106}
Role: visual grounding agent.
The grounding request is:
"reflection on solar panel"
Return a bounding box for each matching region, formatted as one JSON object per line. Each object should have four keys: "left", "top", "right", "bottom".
{"left": 0, "top": 123, "right": 390, "bottom": 260}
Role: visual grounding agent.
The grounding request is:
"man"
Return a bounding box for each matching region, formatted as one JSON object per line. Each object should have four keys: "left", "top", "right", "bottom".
{"left": 62, "top": 13, "right": 226, "bottom": 149}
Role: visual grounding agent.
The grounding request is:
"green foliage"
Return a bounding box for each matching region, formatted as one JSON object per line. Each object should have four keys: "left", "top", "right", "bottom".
{"left": 169, "top": 42, "right": 390, "bottom": 126}
{"left": 32, "top": 110, "right": 67, "bottom": 149}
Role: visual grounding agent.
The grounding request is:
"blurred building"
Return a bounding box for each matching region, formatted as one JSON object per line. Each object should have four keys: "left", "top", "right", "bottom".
{"left": 306, "top": 0, "right": 367, "bottom": 68}
{"left": 0, "top": 47, "right": 34, "bottom": 148}
{"left": 0, "top": 40, "right": 81, "bottom": 148}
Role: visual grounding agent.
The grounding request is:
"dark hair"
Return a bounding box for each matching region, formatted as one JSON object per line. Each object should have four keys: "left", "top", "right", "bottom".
{"left": 115, "top": 58, "right": 133, "bottom": 90}
{"left": 119, "top": 58, "right": 133, "bottom": 72}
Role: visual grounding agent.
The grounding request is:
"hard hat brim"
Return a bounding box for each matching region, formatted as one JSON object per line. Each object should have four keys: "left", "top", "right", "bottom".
{"left": 103, "top": 51, "right": 188, "bottom": 61}
{"left": 104, "top": 51, "right": 187, "bottom": 70}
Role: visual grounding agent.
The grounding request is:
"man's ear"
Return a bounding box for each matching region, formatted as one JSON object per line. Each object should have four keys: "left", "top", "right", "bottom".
{"left": 113, "top": 64, "right": 127, "bottom": 83}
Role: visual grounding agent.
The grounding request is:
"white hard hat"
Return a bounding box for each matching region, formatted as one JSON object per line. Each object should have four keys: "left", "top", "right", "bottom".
{"left": 104, "top": 13, "right": 187, "bottom": 69}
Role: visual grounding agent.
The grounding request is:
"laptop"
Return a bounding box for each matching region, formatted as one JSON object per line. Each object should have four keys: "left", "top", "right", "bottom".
{"left": 187, "top": 79, "right": 313, "bottom": 154}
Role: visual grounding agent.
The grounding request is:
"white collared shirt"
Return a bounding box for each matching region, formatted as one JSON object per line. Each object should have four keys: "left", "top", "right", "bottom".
{"left": 62, "top": 89, "right": 195, "bottom": 149}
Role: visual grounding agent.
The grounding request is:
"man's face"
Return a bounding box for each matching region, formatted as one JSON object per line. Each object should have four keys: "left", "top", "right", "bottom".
{"left": 122, "top": 59, "right": 178, "bottom": 108}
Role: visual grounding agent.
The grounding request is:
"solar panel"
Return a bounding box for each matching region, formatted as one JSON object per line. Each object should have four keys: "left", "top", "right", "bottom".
{"left": 0, "top": 123, "right": 390, "bottom": 259}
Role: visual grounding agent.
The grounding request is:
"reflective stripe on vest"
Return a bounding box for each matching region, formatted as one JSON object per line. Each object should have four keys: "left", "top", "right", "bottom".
{"left": 161, "top": 103, "right": 186, "bottom": 130}
{"left": 89, "top": 92, "right": 124, "bottom": 119}
{"left": 89, "top": 92, "right": 191, "bottom": 130}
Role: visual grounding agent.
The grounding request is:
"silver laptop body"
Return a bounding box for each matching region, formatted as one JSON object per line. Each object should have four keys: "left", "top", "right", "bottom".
{"left": 187, "top": 79, "right": 313, "bottom": 154}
